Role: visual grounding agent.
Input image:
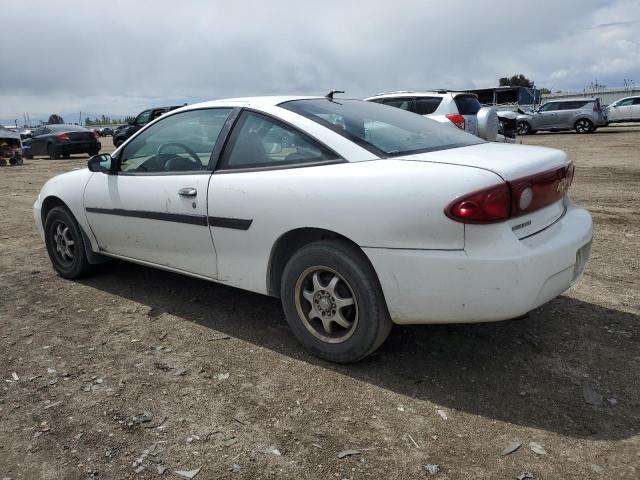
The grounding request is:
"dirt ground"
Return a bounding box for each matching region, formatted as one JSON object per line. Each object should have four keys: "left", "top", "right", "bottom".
{"left": 1, "top": 126, "right": 638, "bottom": 480}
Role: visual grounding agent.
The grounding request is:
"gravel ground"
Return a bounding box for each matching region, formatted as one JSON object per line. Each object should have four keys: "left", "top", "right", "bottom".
{"left": 1, "top": 126, "right": 638, "bottom": 479}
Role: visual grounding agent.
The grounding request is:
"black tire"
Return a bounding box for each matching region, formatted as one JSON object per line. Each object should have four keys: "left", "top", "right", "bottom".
{"left": 281, "top": 239, "right": 392, "bottom": 363}
{"left": 574, "top": 118, "right": 593, "bottom": 134}
{"left": 26, "top": 154, "right": 34, "bottom": 159}
{"left": 44, "top": 206, "right": 92, "bottom": 279}
{"left": 62, "top": 153, "right": 71, "bottom": 159}
{"left": 89, "top": 150, "right": 100, "bottom": 157}
{"left": 114, "top": 139, "right": 124, "bottom": 148}
{"left": 48, "top": 144, "right": 60, "bottom": 160}
{"left": 516, "top": 121, "right": 531, "bottom": 135}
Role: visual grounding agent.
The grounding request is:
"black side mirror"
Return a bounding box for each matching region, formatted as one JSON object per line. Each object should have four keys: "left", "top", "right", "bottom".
{"left": 88, "top": 154, "right": 113, "bottom": 173}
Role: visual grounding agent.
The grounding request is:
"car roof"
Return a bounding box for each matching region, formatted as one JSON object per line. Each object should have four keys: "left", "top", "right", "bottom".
{"left": 366, "top": 91, "right": 464, "bottom": 99}
{"left": 168, "top": 96, "right": 328, "bottom": 113}
{"left": 546, "top": 97, "right": 597, "bottom": 102}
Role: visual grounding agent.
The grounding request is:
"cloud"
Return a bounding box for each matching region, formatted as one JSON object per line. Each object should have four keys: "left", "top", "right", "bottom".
{"left": 0, "top": 0, "right": 638, "bottom": 123}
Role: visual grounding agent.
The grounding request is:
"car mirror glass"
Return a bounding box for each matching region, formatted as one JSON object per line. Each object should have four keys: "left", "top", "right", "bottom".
{"left": 88, "top": 154, "right": 112, "bottom": 173}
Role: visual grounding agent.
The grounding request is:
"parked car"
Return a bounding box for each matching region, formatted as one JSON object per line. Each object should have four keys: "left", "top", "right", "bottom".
{"left": 113, "top": 106, "right": 183, "bottom": 147}
{"left": 0, "top": 125, "right": 24, "bottom": 166}
{"left": 365, "top": 90, "right": 514, "bottom": 142}
{"left": 34, "top": 96, "right": 592, "bottom": 362}
{"left": 516, "top": 97, "right": 608, "bottom": 134}
{"left": 23, "top": 124, "right": 101, "bottom": 159}
{"left": 97, "top": 127, "right": 114, "bottom": 137}
{"left": 605, "top": 96, "right": 640, "bottom": 122}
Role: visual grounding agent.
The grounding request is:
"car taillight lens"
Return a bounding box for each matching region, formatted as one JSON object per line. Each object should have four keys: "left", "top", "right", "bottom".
{"left": 445, "top": 183, "right": 511, "bottom": 223}
{"left": 509, "top": 162, "right": 574, "bottom": 216}
{"left": 93, "top": 131, "right": 100, "bottom": 139}
{"left": 56, "top": 132, "right": 69, "bottom": 141}
{"left": 445, "top": 113, "right": 465, "bottom": 130}
{"left": 446, "top": 163, "right": 575, "bottom": 224}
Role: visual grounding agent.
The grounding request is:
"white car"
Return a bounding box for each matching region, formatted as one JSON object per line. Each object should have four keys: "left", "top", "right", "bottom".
{"left": 365, "top": 90, "right": 514, "bottom": 142}
{"left": 33, "top": 96, "right": 593, "bottom": 362}
{"left": 606, "top": 96, "right": 640, "bottom": 122}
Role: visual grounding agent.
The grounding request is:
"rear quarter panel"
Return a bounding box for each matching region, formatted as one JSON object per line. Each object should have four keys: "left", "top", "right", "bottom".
{"left": 208, "top": 159, "right": 502, "bottom": 294}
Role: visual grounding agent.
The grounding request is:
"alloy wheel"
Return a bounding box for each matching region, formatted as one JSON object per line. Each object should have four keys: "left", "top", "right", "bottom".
{"left": 575, "top": 119, "right": 592, "bottom": 133}
{"left": 51, "top": 220, "right": 75, "bottom": 266}
{"left": 516, "top": 121, "right": 530, "bottom": 135}
{"left": 294, "top": 266, "right": 359, "bottom": 344}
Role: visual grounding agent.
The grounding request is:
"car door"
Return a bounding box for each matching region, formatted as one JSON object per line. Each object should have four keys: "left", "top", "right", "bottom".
{"left": 533, "top": 102, "right": 560, "bottom": 129}
{"left": 84, "top": 107, "right": 235, "bottom": 278}
{"left": 32, "top": 127, "right": 51, "bottom": 156}
{"left": 207, "top": 110, "right": 343, "bottom": 293}
{"left": 632, "top": 98, "right": 640, "bottom": 120}
{"left": 555, "top": 101, "right": 583, "bottom": 128}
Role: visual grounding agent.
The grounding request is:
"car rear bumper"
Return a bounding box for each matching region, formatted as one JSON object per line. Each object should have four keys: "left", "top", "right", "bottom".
{"left": 364, "top": 199, "right": 593, "bottom": 324}
{"left": 58, "top": 141, "right": 101, "bottom": 154}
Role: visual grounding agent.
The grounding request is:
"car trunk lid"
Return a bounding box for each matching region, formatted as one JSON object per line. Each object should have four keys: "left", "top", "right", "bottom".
{"left": 402, "top": 143, "right": 573, "bottom": 238}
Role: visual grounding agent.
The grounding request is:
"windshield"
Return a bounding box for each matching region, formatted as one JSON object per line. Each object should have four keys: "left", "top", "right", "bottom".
{"left": 279, "top": 99, "right": 483, "bottom": 157}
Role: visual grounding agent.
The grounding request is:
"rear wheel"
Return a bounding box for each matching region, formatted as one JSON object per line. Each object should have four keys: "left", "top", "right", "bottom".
{"left": 44, "top": 206, "right": 91, "bottom": 279}
{"left": 574, "top": 118, "right": 593, "bottom": 133}
{"left": 281, "top": 240, "right": 392, "bottom": 363}
{"left": 114, "top": 139, "right": 124, "bottom": 148}
{"left": 62, "top": 153, "right": 71, "bottom": 159}
{"left": 516, "top": 121, "right": 532, "bottom": 135}
{"left": 48, "top": 145, "right": 60, "bottom": 159}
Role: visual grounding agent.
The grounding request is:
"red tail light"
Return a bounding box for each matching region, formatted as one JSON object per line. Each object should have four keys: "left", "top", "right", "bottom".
{"left": 55, "top": 132, "right": 69, "bottom": 141}
{"left": 93, "top": 131, "right": 100, "bottom": 139}
{"left": 445, "top": 163, "right": 574, "bottom": 224}
{"left": 445, "top": 113, "right": 465, "bottom": 130}
{"left": 446, "top": 183, "right": 511, "bottom": 223}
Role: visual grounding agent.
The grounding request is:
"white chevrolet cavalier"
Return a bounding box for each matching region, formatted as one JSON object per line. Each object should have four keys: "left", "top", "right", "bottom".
{"left": 34, "top": 96, "right": 593, "bottom": 362}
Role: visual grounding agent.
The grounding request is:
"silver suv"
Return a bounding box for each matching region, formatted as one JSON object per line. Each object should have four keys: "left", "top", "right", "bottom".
{"left": 516, "top": 97, "right": 608, "bottom": 135}
{"left": 365, "top": 91, "right": 511, "bottom": 142}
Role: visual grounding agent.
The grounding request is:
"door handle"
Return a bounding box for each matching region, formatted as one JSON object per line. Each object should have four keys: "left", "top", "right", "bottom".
{"left": 178, "top": 188, "right": 197, "bottom": 197}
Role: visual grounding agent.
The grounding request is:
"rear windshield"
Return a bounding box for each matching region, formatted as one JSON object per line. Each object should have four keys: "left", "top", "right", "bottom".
{"left": 48, "top": 124, "right": 89, "bottom": 132}
{"left": 454, "top": 95, "right": 482, "bottom": 115}
{"left": 280, "top": 99, "right": 482, "bottom": 157}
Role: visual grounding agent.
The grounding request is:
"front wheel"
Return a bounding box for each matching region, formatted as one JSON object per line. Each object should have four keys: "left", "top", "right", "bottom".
{"left": 516, "top": 121, "right": 532, "bottom": 135}
{"left": 281, "top": 240, "right": 392, "bottom": 363}
{"left": 44, "top": 206, "right": 92, "bottom": 279}
{"left": 574, "top": 118, "right": 593, "bottom": 133}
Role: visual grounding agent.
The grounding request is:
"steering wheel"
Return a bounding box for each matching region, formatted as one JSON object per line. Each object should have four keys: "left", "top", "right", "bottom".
{"left": 156, "top": 142, "right": 202, "bottom": 169}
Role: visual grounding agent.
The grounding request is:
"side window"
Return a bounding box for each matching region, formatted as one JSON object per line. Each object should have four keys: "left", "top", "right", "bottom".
{"left": 634, "top": 98, "right": 640, "bottom": 105}
{"left": 415, "top": 97, "right": 443, "bottom": 115}
{"left": 539, "top": 103, "right": 558, "bottom": 112}
{"left": 119, "top": 108, "right": 232, "bottom": 173}
{"left": 135, "top": 110, "right": 152, "bottom": 125}
{"left": 617, "top": 98, "right": 634, "bottom": 106}
{"left": 220, "top": 111, "right": 339, "bottom": 170}
{"left": 42, "top": 127, "right": 51, "bottom": 134}
{"left": 381, "top": 98, "right": 414, "bottom": 112}
{"left": 33, "top": 127, "right": 45, "bottom": 136}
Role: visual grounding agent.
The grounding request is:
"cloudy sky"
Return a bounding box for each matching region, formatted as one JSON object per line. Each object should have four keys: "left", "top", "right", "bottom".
{"left": 1, "top": 0, "right": 639, "bottom": 124}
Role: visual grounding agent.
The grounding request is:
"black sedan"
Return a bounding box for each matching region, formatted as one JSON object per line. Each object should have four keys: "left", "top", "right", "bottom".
{"left": 24, "top": 124, "right": 101, "bottom": 159}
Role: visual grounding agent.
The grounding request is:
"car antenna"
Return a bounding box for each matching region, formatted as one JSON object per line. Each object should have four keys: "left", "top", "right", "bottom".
{"left": 325, "top": 90, "right": 345, "bottom": 100}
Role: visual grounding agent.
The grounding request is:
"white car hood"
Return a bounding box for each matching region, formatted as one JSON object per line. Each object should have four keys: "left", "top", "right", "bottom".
{"left": 400, "top": 142, "right": 569, "bottom": 181}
